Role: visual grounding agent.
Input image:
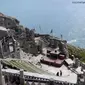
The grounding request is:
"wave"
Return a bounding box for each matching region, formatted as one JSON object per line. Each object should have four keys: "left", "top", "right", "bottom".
{"left": 67, "top": 39, "right": 77, "bottom": 44}
{"left": 67, "top": 38, "right": 85, "bottom": 48}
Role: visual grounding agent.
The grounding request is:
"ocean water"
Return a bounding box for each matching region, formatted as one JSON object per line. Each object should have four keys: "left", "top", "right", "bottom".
{"left": 67, "top": 39, "right": 85, "bottom": 48}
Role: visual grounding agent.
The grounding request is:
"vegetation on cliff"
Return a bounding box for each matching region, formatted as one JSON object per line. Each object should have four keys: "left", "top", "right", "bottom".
{"left": 67, "top": 44, "right": 85, "bottom": 62}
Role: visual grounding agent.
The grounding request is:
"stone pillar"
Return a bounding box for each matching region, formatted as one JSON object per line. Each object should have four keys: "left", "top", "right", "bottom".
{"left": 38, "top": 82, "right": 41, "bottom": 85}
{"left": 2, "top": 76, "right": 5, "bottom": 85}
{"left": 0, "top": 61, "right": 3, "bottom": 85}
{"left": 49, "top": 80, "right": 55, "bottom": 85}
{"left": 14, "top": 40, "right": 20, "bottom": 59}
{"left": 75, "top": 58, "right": 80, "bottom": 68}
{"left": 26, "top": 81, "right": 30, "bottom": 85}
{"left": 31, "top": 81, "right": 35, "bottom": 85}
{"left": 0, "top": 41, "right": 4, "bottom": 58}
{"left": 20, "top": 69, "right": 24, "bottom": 85}
{"left": 83, "top": 71, "right": 85, "bottom": 85}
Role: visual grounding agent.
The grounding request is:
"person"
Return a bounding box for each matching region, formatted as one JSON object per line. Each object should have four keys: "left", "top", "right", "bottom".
{"left": 60, "top": 70, "right": 62, "bottom": 76}
{"left": 56, "top": 72, "right": 59, "bottom": 76}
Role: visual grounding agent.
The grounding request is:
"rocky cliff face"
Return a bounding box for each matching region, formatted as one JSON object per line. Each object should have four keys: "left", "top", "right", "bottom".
{"left": 0, "top": 13, "right": 85, "bottom": 62}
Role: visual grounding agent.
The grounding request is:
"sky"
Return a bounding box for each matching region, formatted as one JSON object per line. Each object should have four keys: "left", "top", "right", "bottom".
{"left": 0, "top": 0, "right": 85, "bottom": 44}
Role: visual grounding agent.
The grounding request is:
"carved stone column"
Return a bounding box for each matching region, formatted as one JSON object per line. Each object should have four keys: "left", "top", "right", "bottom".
{"left": 20, "top": 69, "right": 24, "bottom": 85}
{"left": 2, "top": 76, "right": 5, "bottom": 85}
{"left": 0, "top": 61, "right": 3, "bottom": 85}
{"left": 26, "top": 81, "right": 30, "bottom": 85}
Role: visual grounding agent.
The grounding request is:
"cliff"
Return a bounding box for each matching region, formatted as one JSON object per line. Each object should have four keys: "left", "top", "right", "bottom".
{"left": 67, "top": 44, "right": 85, "bottom": 62}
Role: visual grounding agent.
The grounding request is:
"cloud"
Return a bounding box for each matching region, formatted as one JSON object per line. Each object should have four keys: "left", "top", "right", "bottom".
{"left": 67, "top": 39, "right": 77, "bottom": 44}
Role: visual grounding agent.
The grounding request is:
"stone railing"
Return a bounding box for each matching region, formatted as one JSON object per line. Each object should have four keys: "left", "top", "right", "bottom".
{"left": 0, "top": 62, "right": 77, "bottom": 85}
